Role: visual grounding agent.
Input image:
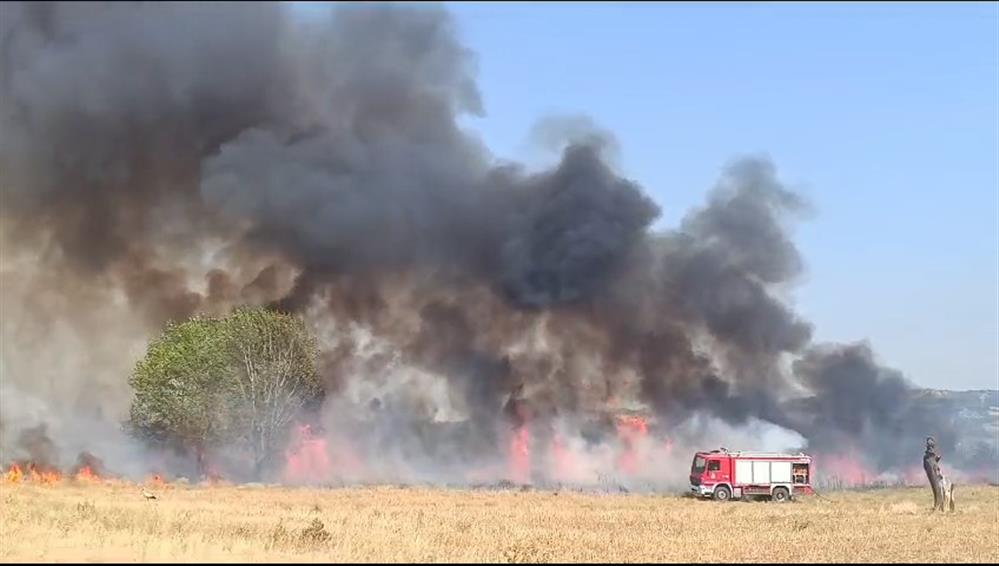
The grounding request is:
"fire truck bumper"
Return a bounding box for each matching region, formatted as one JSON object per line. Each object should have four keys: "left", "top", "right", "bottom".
{"left": 691, "top": 484, "right": 713, "bottom": 497}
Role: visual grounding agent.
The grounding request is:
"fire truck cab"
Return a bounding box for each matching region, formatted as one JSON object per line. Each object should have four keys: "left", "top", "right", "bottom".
{"left": 690, "top": 448, "right": 814, "bottom": 502}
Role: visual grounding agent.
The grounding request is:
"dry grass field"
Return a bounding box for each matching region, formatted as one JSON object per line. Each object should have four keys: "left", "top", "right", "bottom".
{"left": 1, "top": 481, "right": 996, "bottom": 563}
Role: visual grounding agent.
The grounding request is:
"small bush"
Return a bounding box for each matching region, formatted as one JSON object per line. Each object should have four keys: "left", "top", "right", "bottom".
{"left": 75, "top": 501, "right": 97, "bottom": 519}
{"left": 267, "top": 521, "right": 291, "bottom": 550}
{"left": 300, "top": 518, "right": 331, "bottom": 546}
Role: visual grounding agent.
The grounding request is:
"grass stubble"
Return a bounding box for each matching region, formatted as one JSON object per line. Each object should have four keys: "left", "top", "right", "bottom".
{"left": 1, "top": 481, "right": 996, "bottom": 563}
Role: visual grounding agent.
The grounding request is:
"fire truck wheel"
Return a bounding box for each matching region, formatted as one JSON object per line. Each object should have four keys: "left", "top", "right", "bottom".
{"left": 713, "top": 485, "right": 731, "bottom": 501}
{"left": 772, "top": 487, "right": 790, "bottom": 502}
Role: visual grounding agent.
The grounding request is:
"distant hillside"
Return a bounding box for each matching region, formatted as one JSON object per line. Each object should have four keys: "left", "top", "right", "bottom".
{"left": 777, "top": 386, "right": 997, "bottom": 477}
{"left": 918, "top": 389, "right": 998, "bottom": 468}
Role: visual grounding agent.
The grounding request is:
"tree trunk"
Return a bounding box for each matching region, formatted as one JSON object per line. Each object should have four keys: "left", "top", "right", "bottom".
{"left": 196, "top": 446, "right": 207, "bottom": 480}
{"left": 923, "top": 456, "right": 942, "bottom": 510}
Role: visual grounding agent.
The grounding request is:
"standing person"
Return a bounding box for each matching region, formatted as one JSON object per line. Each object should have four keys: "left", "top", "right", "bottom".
{"left": 923, "top": 436, "right": 943, "bottom": 511}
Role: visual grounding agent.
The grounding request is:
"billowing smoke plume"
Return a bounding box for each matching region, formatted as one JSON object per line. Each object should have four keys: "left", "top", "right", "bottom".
{"left": 0, "top": 2, "right": 973, "bottom": 486}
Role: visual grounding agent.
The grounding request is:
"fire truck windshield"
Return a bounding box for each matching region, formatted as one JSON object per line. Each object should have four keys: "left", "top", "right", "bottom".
{"left": 692, "top": 455, "right": 706, "bottom": 474}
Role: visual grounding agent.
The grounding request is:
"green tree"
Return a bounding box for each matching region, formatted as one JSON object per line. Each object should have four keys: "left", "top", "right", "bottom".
{"left": 223, "top": 307, "right": 323, "bottom": 477}
{"left": 128, "top": 308, "right": 322, "bottom": 478}
{"left": 128, "top": 315, "right": 231, "bottom": 471}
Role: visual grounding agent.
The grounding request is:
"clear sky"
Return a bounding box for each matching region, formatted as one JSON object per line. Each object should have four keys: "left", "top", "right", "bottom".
{"left": 291, "top": 2, "right": 998, "bottom": 391}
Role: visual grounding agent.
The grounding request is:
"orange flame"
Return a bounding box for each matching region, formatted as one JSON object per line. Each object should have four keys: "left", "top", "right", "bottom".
{"left": 616, "top": 415, "right": 649, "bottom": 436}
{"left": 27, "top": 465, "right": 62, "bottom": 485}
{"left": 550, "top": 434, "right": 572, "bottom": 482}
{"left": 815, "top": 451, "right": 871, "bottom": 487}
{"left": 6, "top": 463, "right": 65, "bottom": 484}
{"left": 75, "top": 466, "right": 99, "bottom": 483}
{"left": 284, "top": 424, "right": 332, "bottom": 484}
{"left": 615, "top": 415, "right": 648, "bottom": 475}
{"left": 509, "top": 425, "right": 530, "bottom": 484}
{"left": 6, "top": 464, "right": 23, "bottom": 483}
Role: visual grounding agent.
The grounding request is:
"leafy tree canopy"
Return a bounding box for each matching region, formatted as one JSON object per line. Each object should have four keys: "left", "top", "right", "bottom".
{"left": 128, "top": 307, "right": 322, "bottom": 478}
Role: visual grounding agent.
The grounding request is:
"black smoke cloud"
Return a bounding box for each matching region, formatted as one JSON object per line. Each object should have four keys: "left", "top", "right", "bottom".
{"left": 786, "top": 342, "right": 958, "bottom": 472}
{"left": 0, "top": 1, "right": 960, "bottom": 482}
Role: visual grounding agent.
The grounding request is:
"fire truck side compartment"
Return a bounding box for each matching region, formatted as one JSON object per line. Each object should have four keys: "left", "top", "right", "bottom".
{"left": 771, "top": 461, "right": 792, "bottom": 483}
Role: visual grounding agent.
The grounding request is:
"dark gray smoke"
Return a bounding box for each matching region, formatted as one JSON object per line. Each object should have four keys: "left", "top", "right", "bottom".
{"left": 785, "top": 342, "right": 959, "bottom": 473}
{"left": 0, "top": 1, "right": 967, "bottom": 484}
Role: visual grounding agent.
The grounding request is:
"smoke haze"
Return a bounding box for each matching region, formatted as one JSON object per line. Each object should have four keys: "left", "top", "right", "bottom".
{"left": 0, "top": 2, "right": 979, "bottom": 487}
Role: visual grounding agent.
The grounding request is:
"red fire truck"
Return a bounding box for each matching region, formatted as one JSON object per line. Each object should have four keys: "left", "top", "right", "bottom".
{"left": 689, "top": 448, "right": 814, "bottom": 502}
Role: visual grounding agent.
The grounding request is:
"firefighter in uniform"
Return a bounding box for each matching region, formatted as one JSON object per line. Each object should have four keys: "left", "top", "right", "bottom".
{"left": 923, "top": 436, "right": 944, "bottom": 511}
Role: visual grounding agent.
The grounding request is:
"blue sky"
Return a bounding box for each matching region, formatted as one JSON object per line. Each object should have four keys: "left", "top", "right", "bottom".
{"left": 291, "top": 2, "right": 998, "bottom": 391}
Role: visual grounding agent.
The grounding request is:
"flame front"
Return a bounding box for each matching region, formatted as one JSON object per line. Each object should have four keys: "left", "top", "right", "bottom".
{"left": 616, "top": 415, "right": 648, "bottom": 475}
{"left": 6, "top": 464, "right": 23, "bottom": 483}
{"left": 509, "top": 425, "right": 530, "bottom": 484}
{"left": 75, "top": 466, "right": 99, "bottom": 483}
{"left": 815, "top": 449, "right": 871, "bottom": 487}
{"left": 284, "top": 424, "right": 332, "bottom": 484}
{"left": 26, "top": 464, "right": 62, "bottom": 485}
{"left": 550, "top": 434, "right": 572, "bottom": 482}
